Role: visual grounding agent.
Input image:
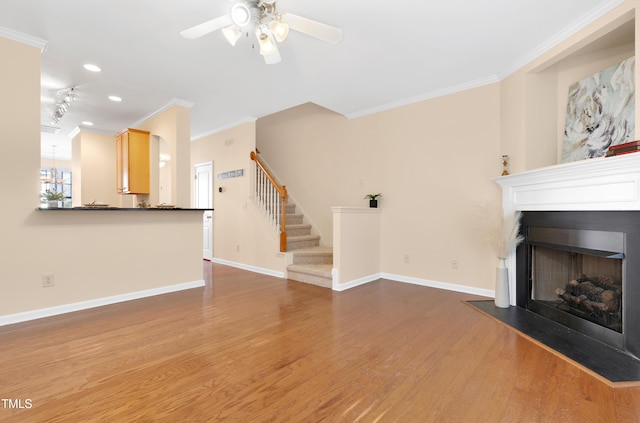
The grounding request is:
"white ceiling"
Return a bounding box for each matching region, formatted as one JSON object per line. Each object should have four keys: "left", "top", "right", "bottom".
{"left": 0, "top": 0, "right": 624, "bottom": 160}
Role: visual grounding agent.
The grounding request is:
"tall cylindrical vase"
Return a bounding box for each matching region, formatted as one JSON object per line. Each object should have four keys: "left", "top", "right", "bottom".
{"left": 495, "top": 258, "right": 510, "bottom": 308}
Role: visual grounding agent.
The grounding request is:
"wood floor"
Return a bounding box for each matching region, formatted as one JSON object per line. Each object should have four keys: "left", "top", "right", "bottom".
{"left": 1, "top": 262, "right": 640, "bottom": 422}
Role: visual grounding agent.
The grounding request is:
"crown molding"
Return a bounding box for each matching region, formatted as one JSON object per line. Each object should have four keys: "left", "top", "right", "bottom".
{"left": 68, "top": 126, "right": 120, "bottom": 138}
{"left": 191, "top": 117, "right": 258, "bottom": 141}
{"left": 131, "top": 98, "right": 195, "bottom": 128}
{"left": 345, "top": 75, "right": 500, "bottom": 120}
{"left": 68, "top": 126, "right": 81, "bottom": 139}
{"left": 0, "top": 26, "right": 47, "bottom": 52}
{"left": 498, "top": 0, "right": 626, "bottom": 79}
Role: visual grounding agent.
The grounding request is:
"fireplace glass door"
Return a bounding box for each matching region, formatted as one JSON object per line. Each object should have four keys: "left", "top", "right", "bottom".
{"left": 528, "top": 227, "right": 624, "bottom": 334}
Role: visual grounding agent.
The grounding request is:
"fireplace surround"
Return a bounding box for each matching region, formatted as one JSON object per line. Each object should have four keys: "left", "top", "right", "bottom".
{"left": 517, "top": 210, "right": 640, "bottom": 357}
{"left": 495, "top": 153, "right": 640, "bottom": 360}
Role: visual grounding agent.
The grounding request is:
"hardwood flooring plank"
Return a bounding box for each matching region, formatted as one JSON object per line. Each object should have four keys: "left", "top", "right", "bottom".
{"left": 1, "top": 263, "right": 640, "bottom": 422}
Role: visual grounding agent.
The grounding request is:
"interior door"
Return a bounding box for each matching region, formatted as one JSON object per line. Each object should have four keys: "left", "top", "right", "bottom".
{"left": 194, "top": 162, "right": 213, "bottom": 260}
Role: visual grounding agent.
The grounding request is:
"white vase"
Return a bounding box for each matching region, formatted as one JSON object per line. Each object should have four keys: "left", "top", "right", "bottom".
{"left": 495, "top": 258, "right": 510, "bottom": 308}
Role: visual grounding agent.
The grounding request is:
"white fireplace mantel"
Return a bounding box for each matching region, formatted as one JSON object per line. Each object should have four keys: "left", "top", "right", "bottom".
{"left": 494, "top": 153, "right": 640, "bottom": 212}
{"left": 494, "top": 153, "right": 640, "bottom": 305}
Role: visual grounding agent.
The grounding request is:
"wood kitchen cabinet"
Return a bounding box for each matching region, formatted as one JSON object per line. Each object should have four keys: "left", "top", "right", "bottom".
{"left": 116, "top": 128, "right": 150, "bottom": 194}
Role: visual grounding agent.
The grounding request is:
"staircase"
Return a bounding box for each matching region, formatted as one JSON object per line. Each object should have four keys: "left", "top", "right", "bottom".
{"left": 250, "top": 150, "right": 333, "bottom": 288}
{"left": 284, "top": 202, "right": 333, "bottom": 288}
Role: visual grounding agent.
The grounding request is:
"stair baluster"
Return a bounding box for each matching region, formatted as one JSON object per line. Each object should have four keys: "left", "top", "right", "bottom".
{"left": 250, "top": 150, "right": 288, "bottom": 252}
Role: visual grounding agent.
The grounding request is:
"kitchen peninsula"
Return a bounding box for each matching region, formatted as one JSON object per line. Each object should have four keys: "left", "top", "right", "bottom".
{"left": 37, "top": 207, "right": 212, "bottom": 211}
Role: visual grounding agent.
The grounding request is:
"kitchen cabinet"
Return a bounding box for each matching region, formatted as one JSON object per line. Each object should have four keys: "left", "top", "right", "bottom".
{"left": 116, "top": 128, "right": 150, "bottom": 194}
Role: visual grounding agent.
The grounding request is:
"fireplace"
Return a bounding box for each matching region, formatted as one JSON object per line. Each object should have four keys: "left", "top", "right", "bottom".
{"left": 494, "top": 154, "right": 640, "bottom": 372}
{"left": 516, "top": 211, "right": 640, "bottom": 357}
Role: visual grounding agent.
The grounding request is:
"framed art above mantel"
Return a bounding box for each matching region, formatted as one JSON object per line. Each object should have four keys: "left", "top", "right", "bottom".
{"left": 562, "top": 56, "right": 636, "bottom": 163}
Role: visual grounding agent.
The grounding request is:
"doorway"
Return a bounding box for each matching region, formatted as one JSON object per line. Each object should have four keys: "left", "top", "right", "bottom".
{"left": 194, "top": 162, "right": 213, "bottom": 261}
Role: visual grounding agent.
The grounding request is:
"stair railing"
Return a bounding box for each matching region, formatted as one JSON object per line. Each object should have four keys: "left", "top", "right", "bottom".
{"left": 250, "top": 150, "right": 288, "bottom": 252}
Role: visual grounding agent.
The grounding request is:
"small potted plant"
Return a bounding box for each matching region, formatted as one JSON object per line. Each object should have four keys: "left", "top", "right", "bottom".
{"left": 365, "top": 193, "right": 382, "bottom": 208}
{"left": 45, "top": 190, "right": 65, "bottom": 208}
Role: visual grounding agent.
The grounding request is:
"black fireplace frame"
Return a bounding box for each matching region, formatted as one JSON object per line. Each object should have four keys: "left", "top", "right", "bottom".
{"left": 516, "top": 211, "right": 640, "bottom": 359}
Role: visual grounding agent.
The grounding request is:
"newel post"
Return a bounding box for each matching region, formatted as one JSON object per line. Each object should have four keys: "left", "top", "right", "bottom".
{"left": 280, "top": 185, "right": 288, "bottom": 252}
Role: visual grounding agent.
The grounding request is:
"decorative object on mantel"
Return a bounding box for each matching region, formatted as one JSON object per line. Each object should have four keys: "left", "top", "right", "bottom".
{"left": 605, "top": 139, "right": 640, "bottom": 157}
{"left": 501, "top": 155, "right": 510, "bottom": 176}
{"left": 493, "top": 211, "right": 523, "bottom": 308}
{"left": 45, "top": 190, "right": 65, "bottom": 209}
{"left": 365, "top": 193, "right": 381, "bottom": 208}
{"left": 562, "top": 56, "right": 635, "bottom": 163}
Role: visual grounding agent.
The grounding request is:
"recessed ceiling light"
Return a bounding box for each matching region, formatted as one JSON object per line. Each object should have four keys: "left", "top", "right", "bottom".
{"left": 82, "top": 121, "right": 94, "bottom": 126}
{"left": 83, "top": 64, "right": 101, "bottom": 72}
{"left": 108, "top": 95, "right": 122, "bottom": 102}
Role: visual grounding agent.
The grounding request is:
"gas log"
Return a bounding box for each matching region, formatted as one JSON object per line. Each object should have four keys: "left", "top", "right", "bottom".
{"left": 555, "top": 274, "right": 621, "bottom": 314}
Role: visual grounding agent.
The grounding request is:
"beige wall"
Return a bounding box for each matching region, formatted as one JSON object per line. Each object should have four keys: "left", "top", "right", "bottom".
{"left": 0, "top": 36, "right": 203, "bottom": 320}
{"left": 70, "top": 131, "right": 120, "bottom": 207}
{"left": 502, "top": 0, "right": 637, "bottom": 173}
{"left": 253, "top": 2, "right": 637, "bottom": 292}
{"left": 190, "top": 122, "right": 285, "bottom": 274}
{"left": 332, "top": 208, "right": 381, "bottom": 288}
{"left": 3, "top": 0, "right": 634, "bottom": 317}
{"left": 255, "top": 103, "right": 351, "bottom": 246}
{"left": 257, "top": 85, "right": 503, "bottom": 292}
{"left": 138, "top": 105, "right": 192, "bottom": 208}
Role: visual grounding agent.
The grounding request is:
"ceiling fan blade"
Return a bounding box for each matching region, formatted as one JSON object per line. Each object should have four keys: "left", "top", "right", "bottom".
{"left": 180, "top": 15, "right": 233, "bottom": 39}
{"left": 282, "top": 13, "right": 342, "bottom": 45}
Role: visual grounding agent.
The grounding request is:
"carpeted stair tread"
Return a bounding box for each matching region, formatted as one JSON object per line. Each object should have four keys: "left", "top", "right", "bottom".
{"left": 286, "top": 264, "right": 333, "bottom": 277}
{"left": 287, "top": 223, "right": 313, "bottom": 236}
{"left": 286, "top": 263, "right": 333, "bottom": 288}
{"left": 287, "top": 234, "right": 321, "bottom": 250}
{"left": 290, "top": 246, "right": 333, "bottom": 265}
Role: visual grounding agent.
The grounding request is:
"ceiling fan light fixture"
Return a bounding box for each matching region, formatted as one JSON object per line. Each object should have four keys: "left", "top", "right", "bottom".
{"left": 222, "top": 25, "right": 242, "bottom": 46}
{"left": 258, "top": 33, "right": 276, "bottom": 56}
{"left": 269, "top": 19, "right": 289, "bottom": 42}
{"left": 231, "top": 3, "right": 252, "bottom": 27}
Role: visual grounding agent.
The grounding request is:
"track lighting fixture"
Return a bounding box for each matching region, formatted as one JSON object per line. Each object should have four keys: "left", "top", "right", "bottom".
{"left": 50, "top": 87, "right": 76, "bottom": 124}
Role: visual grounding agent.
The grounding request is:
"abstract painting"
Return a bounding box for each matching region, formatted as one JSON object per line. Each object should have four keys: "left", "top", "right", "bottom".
{"left": 562, "top": 56, "right": 635, "bottom": 162}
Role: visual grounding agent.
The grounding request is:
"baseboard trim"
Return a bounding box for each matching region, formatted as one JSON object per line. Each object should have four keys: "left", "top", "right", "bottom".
{"left": 332, "top": 271, "right": 493, "bottom": 298}
{"left": 381, "top": 273, "right": 494, "bottom": 298}
{"left": 0, "top": 280, "right": 206, "bottom": 327}
{"left": 211, "top": 258, "right": 285, "bottom": 279}
{"left": 332, "top": 270, "right": 380, "bottom": 291}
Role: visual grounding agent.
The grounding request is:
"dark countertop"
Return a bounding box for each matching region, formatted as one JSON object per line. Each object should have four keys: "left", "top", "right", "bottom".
{"left": 37, "top": 207, "right": 212, "bottom": 211}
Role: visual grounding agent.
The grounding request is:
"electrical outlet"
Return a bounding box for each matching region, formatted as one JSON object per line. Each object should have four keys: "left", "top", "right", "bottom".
{"left": 236, "top": 245, "right": 240, "bottom": 253}
{"left": 451, "top": 259, "right": 459, "bottom": 270}
{"left": 403, "top": 254, "right": 410, "bottom": 264}
{"left": 42, "top": 274, "right": 55, "bottom": 287}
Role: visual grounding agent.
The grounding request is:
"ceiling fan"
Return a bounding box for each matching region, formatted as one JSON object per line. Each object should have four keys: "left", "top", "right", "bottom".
{"left": 180, "top": 0, "right": 342, "bottom": 64}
